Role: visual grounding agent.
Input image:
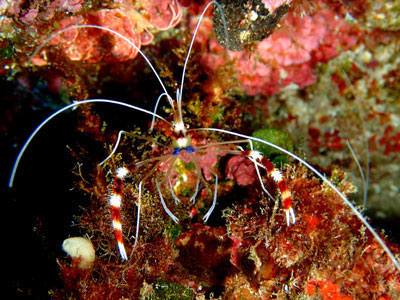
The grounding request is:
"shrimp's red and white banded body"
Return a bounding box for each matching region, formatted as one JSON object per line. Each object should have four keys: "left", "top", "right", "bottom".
{"left": 246, "top": 150, "right": 295, "bottom": 226}
{"left": 109, "top": 167, "right": 130, "bottom": 260}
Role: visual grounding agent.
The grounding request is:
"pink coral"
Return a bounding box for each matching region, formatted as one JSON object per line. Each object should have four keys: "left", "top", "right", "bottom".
{"left": 236, "top": 8, "right": 360, "bottom": 95}
{"left": 225, "top": 156, "right": 257, "bottom": 186}
{"left": 142, "top": 0, "right": 182, "bottom": 30}
{"left": 198, "top": 1, "right": 361, "bottom": 96}
{"left": 34, "top": 0, "right": 182, "bottom": 64}
{"left": 50, "top": 13, "right": 139, "bottom": 63}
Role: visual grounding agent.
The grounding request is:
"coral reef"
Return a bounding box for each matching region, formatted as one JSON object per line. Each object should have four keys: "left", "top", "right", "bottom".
{"left": 191, "top": 0, "right": 400, "bottom": 219}
{"left": 199, "top": 0, "right": 363, "bottom": 95}
{"left": 52, "top": 159, "right": 400, "bottom": 299}
{"left": 3, "top": 0, "right": 400, "bottom": 299}
{"left": 244, "top": 23, "right": 400, "bottom": 220}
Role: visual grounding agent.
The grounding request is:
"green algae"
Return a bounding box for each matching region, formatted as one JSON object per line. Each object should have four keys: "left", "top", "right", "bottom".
{"left": 251, "top": 128, "right": 294, "bottom": 159}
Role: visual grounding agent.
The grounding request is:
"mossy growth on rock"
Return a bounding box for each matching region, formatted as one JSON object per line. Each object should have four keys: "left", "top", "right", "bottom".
{"left": 250, "top": 128, "right": 294, "bottom": 164}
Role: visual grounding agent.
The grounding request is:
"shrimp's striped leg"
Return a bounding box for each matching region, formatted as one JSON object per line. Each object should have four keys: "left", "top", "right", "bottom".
{"left": 109, "top": 167, "right": 130, "bottom": 260}
{"left": 246, "top": 150, "right": 296, "bottom": 226}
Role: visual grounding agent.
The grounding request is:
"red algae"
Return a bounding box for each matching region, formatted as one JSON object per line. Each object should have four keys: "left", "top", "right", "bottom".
{"left": 52, "top": 141, "right": 400, "bottom": 299}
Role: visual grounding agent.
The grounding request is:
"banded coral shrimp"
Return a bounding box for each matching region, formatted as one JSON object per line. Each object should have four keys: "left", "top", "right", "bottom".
{"left": 9, "top": 0, "right": 295, "bottom": 253}
{"left": 6, "top": 0, "right": 400, "bottom": 299}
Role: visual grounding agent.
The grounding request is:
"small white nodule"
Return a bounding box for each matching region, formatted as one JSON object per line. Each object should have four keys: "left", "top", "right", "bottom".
{"left": 62, "top": 237, "right": 96, "bottom": 270}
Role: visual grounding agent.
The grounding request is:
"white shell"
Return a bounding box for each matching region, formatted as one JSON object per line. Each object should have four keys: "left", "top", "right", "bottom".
{"left": 62, "top": 237, "right": 95, "bottom": 269}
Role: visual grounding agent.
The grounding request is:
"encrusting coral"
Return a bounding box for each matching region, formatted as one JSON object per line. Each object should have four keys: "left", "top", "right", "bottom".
{"left": 198, "top": 0, "right": 363, "bottom": 95}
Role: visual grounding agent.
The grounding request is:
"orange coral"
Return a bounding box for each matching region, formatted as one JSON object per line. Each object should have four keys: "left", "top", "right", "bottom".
{"left": 34, "top": 0, "right": 183, "bottom": 64}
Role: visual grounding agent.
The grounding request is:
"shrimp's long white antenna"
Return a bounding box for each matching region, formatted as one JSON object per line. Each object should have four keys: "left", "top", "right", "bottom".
{"left": 215, "top": 1, "right": 231, "bottom": 49}
{"left": 195, "top": 127, "right": 400, "bottom": 273}
{"left": 31, "top": 25, "right": 174, "bottom": 104}
{"left": 176, "top": 88, "right": 184, "bottom": 126}
{"left": 8, "top": 99, "right": 170, "bottom": 188}
{"left": 133, "top": 180, "right": 144, "bottom": 250}
{"left": 178, "top": 0, "right": 215, "bottom": 108}
{"left": 346, "top": 140, "right": 367, "bottom": 210}
{"left": 150, "top": 92, "right": 174, "bottom": 131}
{"left": 340, "top": 66, "right": 370, "bottom": 209}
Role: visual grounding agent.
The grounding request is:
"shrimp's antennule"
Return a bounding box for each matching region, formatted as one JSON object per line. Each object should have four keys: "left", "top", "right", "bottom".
{"left": 172, "top": 1, "right": 216, "bottom": 134}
